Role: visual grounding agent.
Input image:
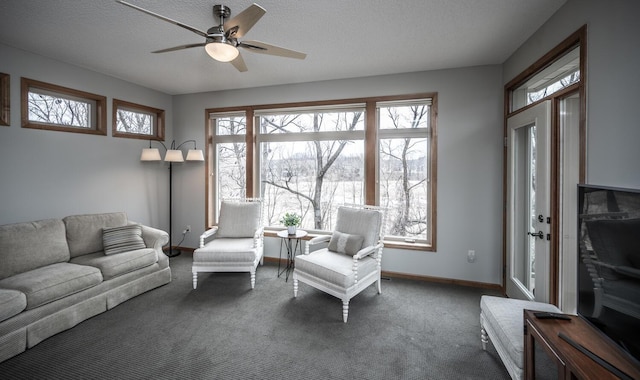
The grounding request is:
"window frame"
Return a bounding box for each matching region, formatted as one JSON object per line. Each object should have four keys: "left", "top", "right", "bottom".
{"left": 205, "top": 93, "right": 438, "bottom": 251}
{"left": 112, "top": 98, "right": 165, "bottom": 140}
{"left": 21, "top": 77, "right": 107, "bottom": 135}
{"left": 0, "top": 72, "right": 9, "bottom": 126}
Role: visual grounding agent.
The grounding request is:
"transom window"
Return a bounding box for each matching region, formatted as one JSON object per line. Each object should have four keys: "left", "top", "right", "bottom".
{"left": 112, "top": 99, "right": 164, "bottom": 140}
{"left": 21, "top": 77, "right": 106, "bottom": 135}
{"left": 207, "top": 94, "right": 437, "bottom": 250}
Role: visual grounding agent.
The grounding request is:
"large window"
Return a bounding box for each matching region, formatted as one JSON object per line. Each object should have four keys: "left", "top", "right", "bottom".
{"left": 207, "top": 94, "right": 437, "bottom": 250}
{"left": 112, "top": 99, "right": 164, "bottom": 140}
{"left": 21, "top": 77, "right": 106, "bottom": 135}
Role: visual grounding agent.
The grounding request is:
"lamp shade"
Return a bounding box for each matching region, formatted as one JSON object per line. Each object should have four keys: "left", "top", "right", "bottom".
{"left": 165, "top": 149, "right": 185, "bottom": 162}
{"left": 186, "top": 149, "right": 204, "bottom": 161}
{"left": 205, "top": 42, "right": 239, "bottom": 62}
{"left": 141, "top": 148, "right": 162, "bottom": 161}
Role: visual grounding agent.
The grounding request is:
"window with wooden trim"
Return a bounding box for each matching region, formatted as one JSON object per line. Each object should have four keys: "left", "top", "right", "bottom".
{"left": 112, "top": 99, "right": 164, "bottom": 140}
{"left": 1, "top": 73, "right": 9, "bottom": 126}
{"left": 21, "top": 77, "right": 106, "bottom": 135}
{"left": 207, "top": 94, "right": 437, "bottom": 250}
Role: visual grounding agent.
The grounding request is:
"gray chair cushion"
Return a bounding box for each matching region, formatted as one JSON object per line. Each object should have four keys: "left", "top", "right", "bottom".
{"left": 70, "top": 249, "right": 158, "bottom": 280}
{"left": 0, "top": 263, "right": 102, "bottom": 310}
{"left": 216, "top": 201, "right": 261, "bottom": 238}
{"left": 0, "top": 289, "right": 27, "bottom": 322}
{"left": 194, "top": 238, "right": 258, "bottom": 263}
{"left": 334, "top": 207, "right": 382, "bottom": 248}
{"left": 64, "top": 212, "right": 128, "bottom": 257}
{"left": 295, "top": 249, "right": 378, "bottom": 288}
{"left": 0, "top": 219, "right": 69, "bottom": 280}
{"left": 102, "top": 224, "right": 146, "bottom": 255}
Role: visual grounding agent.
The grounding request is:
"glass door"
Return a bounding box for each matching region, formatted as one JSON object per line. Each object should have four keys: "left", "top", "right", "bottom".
{"left": 506, "top": 101, "right": 551, "bottom": 302}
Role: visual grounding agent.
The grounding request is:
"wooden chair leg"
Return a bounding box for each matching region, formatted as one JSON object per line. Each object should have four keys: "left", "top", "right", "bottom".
{"left": 192, "top": 271, "right": 198, "bottom": 289}
{"left": 250, "top": 270, "right": 256, "bottom": 289}
{"left": 293, "top": 275, "right": 298, "bottom": 297}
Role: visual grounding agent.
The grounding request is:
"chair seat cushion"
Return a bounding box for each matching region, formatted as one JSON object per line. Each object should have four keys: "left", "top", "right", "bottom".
{"left": 480, "top": 295, "right": 561, "bottom": 370}
{"left": 193, "top": 238, "right": 258, "bottom": 263}
{"left": 0, "top": 263, "right": 103, "bottom": 310}
{"left": 0, "top": 289, "right": 27, "bottom": 322}
{"left": 70, "top": 248, "right": 158, "bottom": 280}
{"left": 295, "top": 248, "right": 378, "bottom": 288}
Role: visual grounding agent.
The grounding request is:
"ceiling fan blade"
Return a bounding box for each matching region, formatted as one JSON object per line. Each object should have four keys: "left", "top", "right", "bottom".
{"left": 223, "top": 4, "right": 266, "bottom": 38}
{"left": 117, "top": 0, "right": 207, "bottom": 38}
{"left": 239, "top": 41, "right": 306, "bottom": 60}
{"left": 230, "top": 53, "right": 248, "bottom": 72}
{"left": 152, "top": 43, "right": 206, "bottom": 54}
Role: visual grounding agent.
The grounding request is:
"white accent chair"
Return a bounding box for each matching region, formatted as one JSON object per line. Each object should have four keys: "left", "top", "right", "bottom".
{"left": 293, "top": 205, "right": 385, "bottom": 323}
{"left": 192, "top": 198, "right": 264, "bottom": 289}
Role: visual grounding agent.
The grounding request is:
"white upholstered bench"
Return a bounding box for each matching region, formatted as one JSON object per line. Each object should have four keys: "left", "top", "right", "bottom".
{"left": 480, "top": 295, "right": 561, "bottom": 380}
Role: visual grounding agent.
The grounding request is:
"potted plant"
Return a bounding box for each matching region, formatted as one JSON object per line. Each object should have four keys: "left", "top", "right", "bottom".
{"left": 280, "top": 212, "right": 301, "bottom": 235}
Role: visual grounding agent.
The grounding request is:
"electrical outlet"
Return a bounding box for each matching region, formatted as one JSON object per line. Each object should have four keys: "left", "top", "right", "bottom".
{"left": 467, "top": 250, "right": 476, "bottom": 263}
{"left": 182, "top": 225, "right": 191, "bottom": 234}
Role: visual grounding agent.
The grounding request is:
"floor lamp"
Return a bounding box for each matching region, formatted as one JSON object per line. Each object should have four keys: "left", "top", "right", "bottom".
{"left": 141, "top": 140, "right": 204, "bottom": 257}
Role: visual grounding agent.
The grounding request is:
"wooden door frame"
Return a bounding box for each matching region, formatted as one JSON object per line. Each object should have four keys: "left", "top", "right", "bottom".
{"left": 503, "top": 26, "right": 587, "bottom": 305}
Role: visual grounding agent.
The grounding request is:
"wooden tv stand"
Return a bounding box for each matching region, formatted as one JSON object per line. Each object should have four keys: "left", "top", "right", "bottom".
{"left": 524, "top": 309, "right": 640, "bottom": 379}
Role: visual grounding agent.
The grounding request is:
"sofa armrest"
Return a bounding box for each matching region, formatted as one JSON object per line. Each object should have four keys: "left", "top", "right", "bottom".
{"left": 138, "top": 224, "right": 169, "bottom": 251}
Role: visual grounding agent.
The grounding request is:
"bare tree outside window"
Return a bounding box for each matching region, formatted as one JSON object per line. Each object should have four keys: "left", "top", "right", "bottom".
{"left": 28, "top": 92, "right": 91, "bottom": 128}
{"left": 260, "top": 111, "right": 364, "bottom": 231}
{"left": 379, "top": 104, "right": 430, "bottom": 241}
{"left": 116, "top": 109, "right": 152, "bottom": 135}
{"left": 215, "top": 116, "right": 247, "bottom": 200}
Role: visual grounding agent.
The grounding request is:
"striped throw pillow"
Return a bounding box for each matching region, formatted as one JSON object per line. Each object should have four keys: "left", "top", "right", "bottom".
{"left": 102, "top": 224, "right": 146, "bottom": 255}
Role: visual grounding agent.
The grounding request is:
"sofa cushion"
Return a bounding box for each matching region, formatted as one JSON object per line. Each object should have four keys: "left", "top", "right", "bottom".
{"left": 193, "top": 238, "right": 258, "bottom": 263}
{"left": 216, "top": 201, "right": 261, "bottom": 238}
{"left": 0, "top": 263, "right": 103, "bottom": 310}
{"left": 294, "top": 249, "right": 378, "bottom": 288}
{"left": 70, "top": 248, "right": 158, "bottom": 280}
{"left": 102, "top": 224, "right": 146, "bottom": 255}
{"left": 0, "top": 289, "right": 27, "bottom": 323}
{"left": 334, "top": 207, "right": 382, "bottom": 248}
{"left": 0, "top": 219, "right": 69, "bottom": 280}
{"left": 64, "top": 212, "right": 128, "bottom": 257}
{"left": 328, "top": 231, "right": 364, "bottom": 256}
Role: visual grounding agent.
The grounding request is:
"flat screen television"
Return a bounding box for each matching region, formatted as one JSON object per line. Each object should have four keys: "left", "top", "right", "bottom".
{"left": 577, "top": 184, "right": 640, "bottom": 365}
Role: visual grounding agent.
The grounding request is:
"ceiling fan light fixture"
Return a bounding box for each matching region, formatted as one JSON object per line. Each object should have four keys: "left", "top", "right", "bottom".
{"left": 205, "top": 41, "right": 239, "bottom": 62}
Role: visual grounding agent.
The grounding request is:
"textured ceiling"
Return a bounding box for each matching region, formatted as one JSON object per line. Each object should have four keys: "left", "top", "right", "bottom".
{"left": 0, "top": 0, "right": 566, "bottom": 95}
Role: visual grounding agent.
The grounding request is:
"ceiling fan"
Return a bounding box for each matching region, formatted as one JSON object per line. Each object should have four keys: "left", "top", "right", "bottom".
{"left": 116, "top": 1, "right": 306, "bottom": 72}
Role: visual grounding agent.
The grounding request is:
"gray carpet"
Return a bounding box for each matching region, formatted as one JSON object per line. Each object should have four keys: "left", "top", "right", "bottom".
{"left": 0, "top": 254, "right": 510, "bottom": 380}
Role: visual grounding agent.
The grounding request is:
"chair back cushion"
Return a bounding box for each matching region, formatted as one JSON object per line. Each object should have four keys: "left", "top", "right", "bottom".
{"left": 216, "top": 201, "right": 261, "bottom": 238}
{"left": 334, "top": 206, "right": 382, "bottom": 249}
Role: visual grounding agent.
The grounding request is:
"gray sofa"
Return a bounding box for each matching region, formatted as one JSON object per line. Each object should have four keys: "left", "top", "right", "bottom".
{"left": 0, "top": 212, "right": 171, "bottom": 363}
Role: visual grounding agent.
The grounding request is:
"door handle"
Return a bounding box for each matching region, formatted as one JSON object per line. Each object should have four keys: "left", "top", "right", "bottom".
{"left": 527, "top": 231, "right": 544, "bottom": 239}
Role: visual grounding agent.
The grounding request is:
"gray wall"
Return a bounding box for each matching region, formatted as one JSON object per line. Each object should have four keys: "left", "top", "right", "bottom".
{"left": 172, "top": 66, "right": 505, "bottom": 286}
{"left": 0, "top": 44, "right": 173, "bottom": 230}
